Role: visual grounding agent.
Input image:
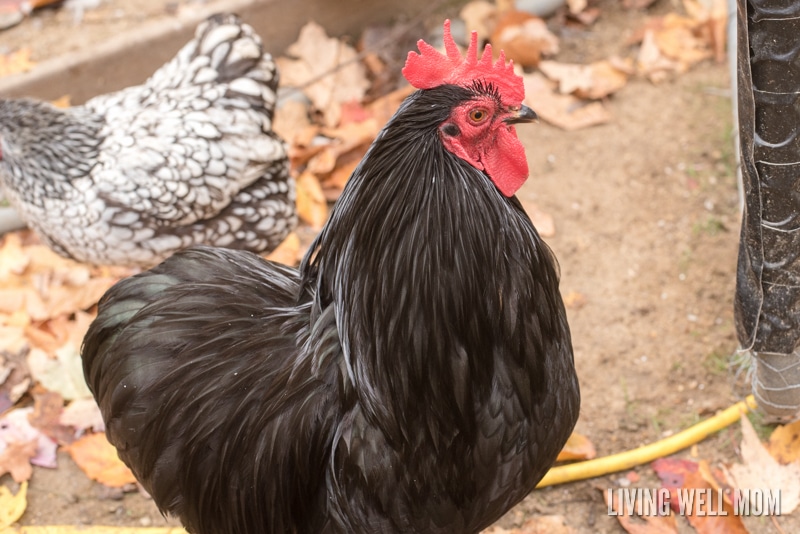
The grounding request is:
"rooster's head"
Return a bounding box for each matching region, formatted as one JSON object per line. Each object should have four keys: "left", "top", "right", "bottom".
{"left": 402, "top": 19, "right": 536, "bottom": 197}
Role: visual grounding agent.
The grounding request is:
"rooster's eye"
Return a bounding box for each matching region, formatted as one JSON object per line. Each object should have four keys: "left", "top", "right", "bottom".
{"left": 469, "top": 109, "right": 489, "bottom": 123}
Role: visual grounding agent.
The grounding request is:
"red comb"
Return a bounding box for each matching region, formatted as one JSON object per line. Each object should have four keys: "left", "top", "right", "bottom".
{"left": 402, "top": 19, "right": 524, "bottom": 106}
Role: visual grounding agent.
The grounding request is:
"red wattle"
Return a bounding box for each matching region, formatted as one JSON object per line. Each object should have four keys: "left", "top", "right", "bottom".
{"left": 483, "top": 128, "right": 529, "bottom": 197}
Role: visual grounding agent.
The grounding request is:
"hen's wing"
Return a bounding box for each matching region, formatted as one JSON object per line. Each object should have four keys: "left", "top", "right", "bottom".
{"left": 84, "top": 14, "right": 293, "bottom": 256}
{"left": 82, "top": 247, "right": 343, "bottom": 533}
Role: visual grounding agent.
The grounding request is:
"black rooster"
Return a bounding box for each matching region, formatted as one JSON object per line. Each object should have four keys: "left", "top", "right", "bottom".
{"left": 82, "top": 20, "right": 580, "bottom": 534}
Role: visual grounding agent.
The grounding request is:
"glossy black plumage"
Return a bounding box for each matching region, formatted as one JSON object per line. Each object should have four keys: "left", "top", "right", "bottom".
{"left": 82, "top": 84, "right": 580, "bottom": 533}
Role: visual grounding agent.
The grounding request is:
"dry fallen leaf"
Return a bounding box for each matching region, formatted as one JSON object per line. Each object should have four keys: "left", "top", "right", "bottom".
{"left": 633, "top": 10, "right": 719, "bottom": 83}
{"left": 652, "top": 457, "right": 758, "bottom": 533}
{"left": 567, "top": 0, "right": 588, "bottom": 15}
{"left": 0, "top": 233, "right": 30, "bottom": 280}
{"left": 768, "top": 419, "right": 800, "bottom": 464}
{"left": 24, "top": 311, "right": 94, "bottom": 401}
{"left": 0, "top": 48, "right": 35, "bottom": 78}
{"left": 365, "top": 84, "right": 415, "bottom": 125}
{"left": 556, "top": 431, "right": 596, "bottom": 461}
{"left": 323, "top": 150, "right": 363, "bottom": 200}
{"left": 563, "top": 291, "right": 588, "bottom": 310}
{"left": 654, "top": 14, "right": 713, "bottom": 67}
{"left": 66, "top": 432, "right": 137, "bottom": 487}
{"left": 0, "top": 440, "right": 37, "bottom": 483}
{"left": 27, "top": 344, "right": 92, "bottom": 401}
{"left": 460, "top": 0, "right": 498, "bottom": 44}
{"left": 320, "top": 118, "right": 381, "bottom": 157}
{"left": 0, "top": 234, "right": 124, "bottom": 322}
{"left": 265, "top": 232, "right": 301, "bottom": 267}
{"left": 295, "top": 172, "right": 329, "bottom": 230}
{"left": 539, "top": 60, "right": 629, "bottom": 100}
{"left": 0, "top": 480, "right": 27, "bottom": 529}
{"left": 28, "top": 390, "right": 75, "bottom": 446}
{"left": 0, "top": 407, "right": 58, "bottom": 475}
{"left": 0, "top": 338, "right": 31, "bottom": 410}
{"left": 491, "top": 11, "right": 559, "bottom": 67}
{"left": 683, "top": 0, "right": 728, "bottom": 63}
{"left": 273, "top": 98, "right": 312, "bottom": 146}
{"left": 728, "top": 415, "right": 800, "bottom": 514}
{"left": 602, "top": 486, "right": 678, "bottom": 534}
{"left": 636, "top": 30, "right": 681, "bottom": 83}
{"left": 50, "top": 95, "right": 72, "bottom": 108}
{"left": 523, "top": 72, "right": 612, "bottom": 130}
{"left": 277, "top": 21, "right": 370, "bottom": 127}
{"left": 59, "top": 397, "right": 105, "bottom": 434}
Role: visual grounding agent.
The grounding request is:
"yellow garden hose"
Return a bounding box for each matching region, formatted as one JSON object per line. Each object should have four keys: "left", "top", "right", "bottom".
{"left": 537, "top": 395, "right": 758, "bottom": 488}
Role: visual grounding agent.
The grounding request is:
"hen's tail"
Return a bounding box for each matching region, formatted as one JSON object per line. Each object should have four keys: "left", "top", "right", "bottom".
{"left": 147, "top": 13, "right": 278, "bottom": 114}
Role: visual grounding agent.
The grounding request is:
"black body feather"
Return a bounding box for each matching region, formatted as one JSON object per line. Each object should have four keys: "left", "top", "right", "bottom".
{"left": 82, "top": 84, "right": 580, "bottom": 533}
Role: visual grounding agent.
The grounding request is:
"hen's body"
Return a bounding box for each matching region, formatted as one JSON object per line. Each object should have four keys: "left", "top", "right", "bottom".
{"left": 83, "top": 83, "right": 580, "bottom": 533}
{"left": 0, "top": 14, "right": 294, "bottom": 266}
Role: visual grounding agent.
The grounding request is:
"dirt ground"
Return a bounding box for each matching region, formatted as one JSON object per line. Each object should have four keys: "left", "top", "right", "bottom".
{"left": 2, "top": 0, "right": 794, "bottom": 533}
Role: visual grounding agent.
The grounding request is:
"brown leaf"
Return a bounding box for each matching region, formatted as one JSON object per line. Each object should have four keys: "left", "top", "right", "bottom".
{"left": 0, "top": 48, "right": 35, "bottom": 78}
{"left": 681, "top": 470, "right": 749, "bottom": 533}
{"left": 319, "top": 118, "right": 381, "bottom": 156}
{"left": 728, "top": 415, "right": 800, "bottom": 514}
{"left": 277, "top": 22, "right": 370, "bottom": 127}
{"left": 66, "top": 432, "right": 137, "bottom": 487}
{"left": 652, "top": 457, "right": 750, "bottom": 533}
{"left": 50, "top": 95, "right": 72, "bottom": 108}
{"left": 306, "top": 145, "right": 339, "bottom": 176}
{"left": 697, "top": 459, "right": 736, "bottom": 508}
{"left": 602, "top": 486, "right": 678, "bottom": 534}
{"left": 460, "top": 0, "right": 498, "bottom": 44}
{"left": 563, "top": 291, "right": 588, "bottom": 310}
{"left": 683, "top": 0, "right": 728, "bottom": 63}
{"left": 768, "top": 419, "right": 800, "bottom": 464}
{"left": 59, "top": 398, "right": 105, "bottom": 434}
{"left": 539, "top": 60, "right": 629, "bottom": 100}
{"left": 636, "top": 30, "right": 681, "bottom": 83}
{"left": 556, "top": 431, "right": 596, "bottom": 461}
{"left": 25, "top": 311, "right": 95, "bottom": 400}
{"left": 523, "top": 72, "right": 612, "bottom": 131}
{"left": 0, "top": 440, "right": 37, "bottom": 483}
{"left": 365, "top": 85, "right": 415, "bottom": 126}
{"left": 0, "top": 236, "right": 121, "bottom": 322}
{"left": 295, "top": 172, "right": 329, "bottom": 230}
{"left": 0, "top": 233, "right": 31, "bottom": 280}
{"left": 655, "top": 14, "right": 713, "bottom": 66}
{"left": 28, "top": 390, "right": 74, "bottom": 445}
{"left": 491, "top": 11, "right": 559, "bottom": 68}
{"left": 567, "top": 0, "right": 587, "bottom": 15}
{"left": 265, "top": 232, "right": 301, "bottom": 267}
{"left": 323, "top": 150, "right": 364, "bottom": 201}
{"left": 0, "top": 339, "right": 31, "bottom": 409}
{"left": 339, "top": 101, "right": 373, "bottom": 126}
{"left": 274, "top": 99, "right": 311, "bottom": 146}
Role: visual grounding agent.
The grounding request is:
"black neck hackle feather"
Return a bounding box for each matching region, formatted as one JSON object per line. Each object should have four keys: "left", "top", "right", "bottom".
{"left": 300, "top": 84, "right": 579, "bottom": 530}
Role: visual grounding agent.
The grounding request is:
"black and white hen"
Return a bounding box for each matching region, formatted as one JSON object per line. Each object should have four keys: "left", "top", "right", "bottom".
{"left": 0, "top": 13, "right": 295, "bottom": 267}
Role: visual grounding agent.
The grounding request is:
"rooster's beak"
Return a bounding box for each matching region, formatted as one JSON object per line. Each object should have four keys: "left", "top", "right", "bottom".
{"left": 504, "top": 105, "right": 538, "bottom": 125}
